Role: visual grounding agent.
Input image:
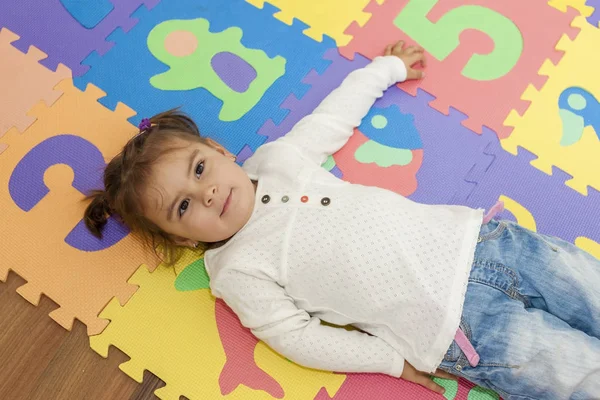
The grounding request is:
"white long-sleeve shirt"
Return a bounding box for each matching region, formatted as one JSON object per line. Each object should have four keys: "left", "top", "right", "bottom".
{"left": 204, "top": 56, "right": 484, "bottom": 377}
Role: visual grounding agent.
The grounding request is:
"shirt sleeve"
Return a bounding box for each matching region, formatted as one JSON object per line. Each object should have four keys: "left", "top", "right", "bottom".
{"left": 279, "top": 55, "right": 408, "bottom": 165}
{"left": 211, "top": 268, "right": 406, "bottom": 377}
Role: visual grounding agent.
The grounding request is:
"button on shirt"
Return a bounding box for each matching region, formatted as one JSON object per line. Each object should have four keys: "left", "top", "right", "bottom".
{"left": 204, "top": 56, "right": 484, "bottom": 377}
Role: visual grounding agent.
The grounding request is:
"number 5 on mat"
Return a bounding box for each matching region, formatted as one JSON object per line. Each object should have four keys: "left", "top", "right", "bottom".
{"left": 395, "top": 0, "right": 523, "bottom": 81}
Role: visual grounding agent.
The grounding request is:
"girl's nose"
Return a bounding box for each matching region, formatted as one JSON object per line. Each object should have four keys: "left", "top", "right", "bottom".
{"left": 203, "top": 185, "right": 217, "bottom": 207}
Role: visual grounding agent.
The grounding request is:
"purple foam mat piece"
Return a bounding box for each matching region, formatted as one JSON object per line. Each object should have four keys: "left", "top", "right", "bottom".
{"left": 257, "top": 48, "right": 369, "bottom": 143}
{"left": 376, "top": 85, "right": 600, "bottom": 245}
{"left": 587, "top": 0, "right": 600, "bottom": 27}
{"left": 462, "top": 145, "right": 600, "bottom": 245}
{"left": 0, "top": 0, "right": 159, "bottom": 76}
{"left": 374, "top": 86, "right": 497, "bottom": 206}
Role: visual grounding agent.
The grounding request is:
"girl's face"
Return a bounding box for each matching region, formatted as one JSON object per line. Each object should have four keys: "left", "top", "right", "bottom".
{"left": 143, "top": 138, "right": 256, "bottom": 246}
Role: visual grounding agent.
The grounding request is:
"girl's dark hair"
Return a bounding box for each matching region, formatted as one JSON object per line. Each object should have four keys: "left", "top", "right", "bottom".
{"left": 83, "top": 108, "right": 207, "bottom": 264}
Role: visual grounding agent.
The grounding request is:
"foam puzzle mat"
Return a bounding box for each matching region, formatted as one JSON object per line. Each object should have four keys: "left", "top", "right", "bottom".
{"left": 1, "top": 0, "right": 599, "bottom": 398}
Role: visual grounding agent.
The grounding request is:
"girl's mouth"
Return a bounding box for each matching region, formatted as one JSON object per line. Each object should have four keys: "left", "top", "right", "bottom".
{"left": 221, "top": 189, "right": 232, "bottom": 217}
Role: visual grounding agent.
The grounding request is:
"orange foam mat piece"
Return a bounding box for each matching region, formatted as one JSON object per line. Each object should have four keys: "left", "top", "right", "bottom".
{"left": 0, "top": 27, "right": 70, "bottom": 138}
{"left": 0, "top": 79, "right": 159, "bottom": 336}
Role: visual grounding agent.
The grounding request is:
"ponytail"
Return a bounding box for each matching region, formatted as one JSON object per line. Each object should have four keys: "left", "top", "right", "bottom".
{"left": 84, "top": 190, "right": 112, "bottom": 238}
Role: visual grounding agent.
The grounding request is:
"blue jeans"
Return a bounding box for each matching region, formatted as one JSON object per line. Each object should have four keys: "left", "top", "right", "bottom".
{"left": 438, "top": 220, "right": 600, "bottom": 400}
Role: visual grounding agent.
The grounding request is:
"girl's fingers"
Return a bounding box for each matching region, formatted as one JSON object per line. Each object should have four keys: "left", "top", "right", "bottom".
{"left": 384, "top": 44, "right": 393, "bottom": 56}
{"left": 406, "top": 68, "right": 424, "bottom": 80}
{"left": 407, "top": 52, "right": 426, "bottom": 67}
{"left": 402, "top": 45, "right": 423, "bottom": 56}
{"left": 431, "top": 368, "right": 457, "bottom": 381}
{"left": 415, "top": 374, "right": 446, "bottom": 395}
{"left": 409, "top": 69, "right": 425, "bottom": 79}
{"left": 393, "top": 40, "right": 405, "bottom": 51}
{"left": 405, "top": 47, "right": 416, "bottom": 55}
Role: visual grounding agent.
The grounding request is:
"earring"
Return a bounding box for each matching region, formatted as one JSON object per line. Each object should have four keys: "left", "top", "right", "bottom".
{"left": 193, "top": 242, "right": 199, "bottom": 248}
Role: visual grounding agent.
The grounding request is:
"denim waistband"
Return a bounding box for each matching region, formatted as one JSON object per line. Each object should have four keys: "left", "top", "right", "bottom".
{"left": 453, "top": 200, "right": 505, "bottom": 367}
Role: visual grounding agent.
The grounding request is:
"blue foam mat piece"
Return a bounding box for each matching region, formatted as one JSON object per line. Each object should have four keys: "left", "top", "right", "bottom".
{"left": 74, "top": 0, "right": 335, "bottom": 157}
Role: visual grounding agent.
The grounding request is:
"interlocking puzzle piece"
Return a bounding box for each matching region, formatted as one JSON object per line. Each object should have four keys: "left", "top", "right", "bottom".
{"left": 147, "top": 18, "right": 285, "bottom": 121}
{"left": 315, "top": 370, "right": 499, "bottom": 400}
{"left": 333, "top": 128, "right": 423, "bottom": 196}
{"left": 458, "top": 142, "right": 600, "bottom": 247}
{"left": 0, "top": 28, "right": 70, "bottom": 137}
{"left": 372, "top": 72, "right": 600, "bottom": 246}
{"left": 586, "top": 0, "right": 600, "bottom": 25}
{"left": 245, "top": 0, "right": 383, "bottom": 46}
{"left": 74, "top": 0, "right": 334, "bottom": 157}
{"left": 363, "top": 85, "right": 497, "bottom": 205}
{"left": 91, "top": 261, "right": 344, "bottom": 399}
{"left": 257, "top": 48, "right": 366, "bottom": 144}
{"left": 502, "top": 16, "right": 600, "bottom": 195}
{"left": 0, "top": 0, "right": 159, "bottom": 76}
{"left": 0, "top": 79, "right": 158, "bottom": 335}
{"left": 339, "top": 0, "right": 580, "bottom": 138}
{"left": 375, "top": 79, "right": 599, "bottom": 248}
{"left": 109, "top": 250, "right": 333, "bottom": 397}
{"left": 548, "top": 0, "right": 594, "bottom": 16}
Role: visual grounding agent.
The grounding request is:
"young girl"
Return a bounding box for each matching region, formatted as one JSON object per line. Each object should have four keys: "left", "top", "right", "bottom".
{"left": 85, "top": 41, "right": 600, "bottom": 399}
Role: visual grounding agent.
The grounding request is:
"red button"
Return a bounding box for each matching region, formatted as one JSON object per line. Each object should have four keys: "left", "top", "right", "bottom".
{"left": 301, "top": 196, "right": 309, "bottom": 203}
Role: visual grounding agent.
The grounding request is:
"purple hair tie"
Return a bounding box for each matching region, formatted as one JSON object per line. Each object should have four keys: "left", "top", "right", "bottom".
{"left": 138, "top": 118, "right": 152, "bottom": 132}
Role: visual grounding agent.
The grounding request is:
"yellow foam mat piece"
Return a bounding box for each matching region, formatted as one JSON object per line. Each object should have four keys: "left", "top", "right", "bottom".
{"left": 0, "top": 79, "right": 158, "bottom": 335}
{"left": 502, "top": 16, "right": 600, "bottom": 195}
{"left": 245, "top": 0, "right": 384, "bottom": 46}
{"left": 548, "top": 0, "right": 594, "bottom": 16}
{"left": 91, "top": 255, "right": 344, "bottom": 400}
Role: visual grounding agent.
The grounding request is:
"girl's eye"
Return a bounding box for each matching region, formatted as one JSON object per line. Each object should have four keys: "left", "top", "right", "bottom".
{"left": 178, "top": 162, "right": 203, "bottom": 218}
{"left": 179, "top": 199, "right": 190, "bottom": 217}
{"left": 195, "top": 161, "right": 204, "bottom": 177}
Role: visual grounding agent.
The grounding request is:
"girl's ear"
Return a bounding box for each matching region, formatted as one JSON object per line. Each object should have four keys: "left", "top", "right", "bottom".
{"left": 205, "top": 138, "right": 236, "bottom": 162}
{"left": 172, "top": 235, "right": 199, "bottom": 248}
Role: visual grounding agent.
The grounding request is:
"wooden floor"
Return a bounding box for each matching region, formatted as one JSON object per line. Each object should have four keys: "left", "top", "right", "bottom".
{"left": 0, "top": 271, "right": 169, "bottom": 400}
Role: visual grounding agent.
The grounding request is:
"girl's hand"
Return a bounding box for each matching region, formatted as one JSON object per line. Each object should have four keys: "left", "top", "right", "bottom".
{"left": 400, "top": 360, "right": 457, "bottom": 395}
{"left": 384, "top": 40, "right": 427, "bottom": 80}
